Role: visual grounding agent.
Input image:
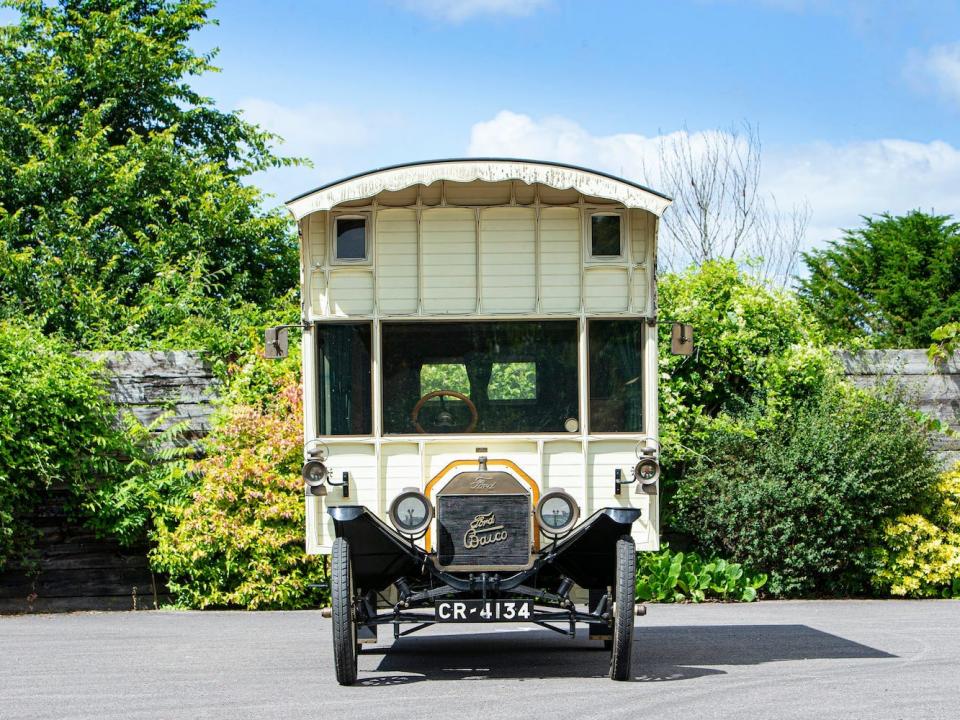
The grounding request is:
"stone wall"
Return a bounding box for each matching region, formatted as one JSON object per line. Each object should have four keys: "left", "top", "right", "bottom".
{"left": 840, "top": 349, "right": 960, "bottom": 468}
{"left": 84, "top": 350, "right": 218, "bottom": 438}
{"left": 0, "top": 351, "right": 218, "bottom": 613}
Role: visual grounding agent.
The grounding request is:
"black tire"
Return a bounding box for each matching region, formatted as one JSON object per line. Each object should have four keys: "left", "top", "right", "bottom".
{"left": 609, "top": 534, "right": 636, "bottom": 681}
{"left": 331, "top": 537, "right": 358, "bottom": 686}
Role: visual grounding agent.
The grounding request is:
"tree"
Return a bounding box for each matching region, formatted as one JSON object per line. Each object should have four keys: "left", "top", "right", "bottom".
{"left": 646, "top": 122, "right": 810, "bottom": 285}
{"left": 0, "top": 0, "right": 300, "bottom": 348}
{"left": 799, "top": 211, "right": 960, "bottom": 348}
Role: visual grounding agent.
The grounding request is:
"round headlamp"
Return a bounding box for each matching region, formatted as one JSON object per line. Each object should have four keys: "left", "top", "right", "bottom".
{"left": 303, "top": 460, "right": 329, "bottom": 489}
{"left": 388, "top": 490, "right": 433, "bottom": 537}
{"left": 536, "top": 490, "right": 580, "bottom": 536}
{"left": 634, "top": 457, "right": 660, "bottom": 485}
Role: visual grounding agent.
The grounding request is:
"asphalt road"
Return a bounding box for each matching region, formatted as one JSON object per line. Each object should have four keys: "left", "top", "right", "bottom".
{"left": 2, "top": 600, "right": 958, "bottom": 720}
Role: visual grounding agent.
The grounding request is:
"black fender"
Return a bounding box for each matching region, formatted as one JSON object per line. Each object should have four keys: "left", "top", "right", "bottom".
{"left": 328, "top": 506, "right": 427, "bottom": 592}
{"left": 548, "top": 507, "right": 641, "bottom": 589}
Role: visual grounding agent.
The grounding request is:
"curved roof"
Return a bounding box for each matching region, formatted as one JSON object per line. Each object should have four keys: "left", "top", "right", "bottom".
{"left": 285, "top": 158, "right": 672, "bottom": 221}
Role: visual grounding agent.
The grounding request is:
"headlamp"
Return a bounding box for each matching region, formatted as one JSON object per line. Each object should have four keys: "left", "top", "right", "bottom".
{"left": 388, "top": 490, "right": 433, "bottom": 537}
{"left": 535, "top": 490, "right": 580, "bottom": 536}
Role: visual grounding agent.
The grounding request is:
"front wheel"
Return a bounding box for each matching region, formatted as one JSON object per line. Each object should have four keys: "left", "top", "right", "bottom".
{"left": 331, "top": 537, "right": 358, "bottom": 685}
{"left": 609, "top": 535, "right": 636, "bottom": 681}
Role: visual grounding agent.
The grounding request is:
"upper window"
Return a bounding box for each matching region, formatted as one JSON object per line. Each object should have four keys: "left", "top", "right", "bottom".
{"left": 334, "top": 216, "right": 367, "bottom": 261}
{"left": 588, "top": 319, "right": 642, "bottom": 432}
{"left": 590, "top": 213, "right": 622, "bottom": 257}
{"left": 382, "top": 321, "right": 578, "bottom": 434}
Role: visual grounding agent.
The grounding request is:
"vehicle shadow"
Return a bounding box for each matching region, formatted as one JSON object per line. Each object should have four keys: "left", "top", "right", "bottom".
{"left": 361, "top": 624, "right": 895, "bottom": 685}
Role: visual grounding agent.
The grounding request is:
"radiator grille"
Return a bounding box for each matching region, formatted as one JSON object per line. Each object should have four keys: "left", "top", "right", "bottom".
{"left": 437, "top": 495, "right": 531, "bottom": 568}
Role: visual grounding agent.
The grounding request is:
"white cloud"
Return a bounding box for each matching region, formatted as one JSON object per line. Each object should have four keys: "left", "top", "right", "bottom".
{"left": 399, "top": 0, "right": 549, "bottom": 22}
{"left": 237, "top": 98, "right": 370, "bottom": 156}
{"left": 765, "top": 138, "right": 960, "bottom": 244}
{"left": 468, "top": 110, "right": 960, "bottom": 249}
{"left": 906, "top": 42, "right": 960, "bottom": 107}
{"left": 235, "top": 98, "right": 381, "bottom": 203}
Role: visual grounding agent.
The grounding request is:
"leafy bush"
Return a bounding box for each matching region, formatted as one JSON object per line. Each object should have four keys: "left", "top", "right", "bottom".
{"left": 657, "top": 260, "right": 837, "bottom": 473}
{"left": 872, "top": 464, "right": 960, "bottom": 598}
{"left": 671, "top": 382, "right": 938, "bottom": 596}
{"left": 0, "top": 320, "right": 132, "bottom": 569}
{"left": 151, "top": 379, "right": 327, "bottom": 609}
{"left": 78, "top": 413, "right": 195, "bottom": 547}
{"left": 636, "top": 546, "right": 767, "bottom": 603}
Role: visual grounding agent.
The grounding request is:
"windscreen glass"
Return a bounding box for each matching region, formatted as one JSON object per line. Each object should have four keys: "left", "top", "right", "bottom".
{"left": 381, "top": 321, "right": 578, "bottom": 434}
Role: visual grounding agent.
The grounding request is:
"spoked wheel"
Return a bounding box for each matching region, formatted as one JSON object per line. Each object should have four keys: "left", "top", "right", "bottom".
{"left": 609, "top": 534, "right": 636, "bottom": 681}
{"left": 331, "top": 537, "right": 358, "bottom": 685}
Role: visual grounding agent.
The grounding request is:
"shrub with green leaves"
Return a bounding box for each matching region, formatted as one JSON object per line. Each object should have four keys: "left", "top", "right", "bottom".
{"left": 78, "top": 412, "right": 195, "bottom": 548}
{"left": 0, "top": 320, "right": 130, "bottom": 569}
{"left": 636, "top": 546, "right": 767, "bottom": 603}
{"left": 151, "top": 379, "right": 327, "bottom": 609}
{"left": 657, "top": 259, "right": 837, "bottom": 474}
{"left": 0, "top": 0, "right": 300, "bottom": 350}
{"left": 872, "top": 463, "right": 960, "bottom": 598}
{"left": 671, "top": 381, "right": 938, "bottom": 596}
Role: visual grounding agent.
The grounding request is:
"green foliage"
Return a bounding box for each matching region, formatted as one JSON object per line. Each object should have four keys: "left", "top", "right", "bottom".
{"left": 928, "top": 322, "right": 960, "bottom": 367}
{"left": 657, "top": 259, "right": 837, "bottom": 472}
{"left": 151, "top": 379, "right": 328, "bottom": 609}
{"left": 418, "top": 361, "right": 537, "bottom": 400}
{"left": 671, "top": 382, "right": 939, "bottom": 596}
{"left": 0, "top": 320, "right": 129, "bottom": 568}
{"left": 636, "top": 546, "right": 767, "bottom": 603}
{"left": 420, "top": 363, "right": 470, "bottom": 396}
{"left": 488, "top": 361, "right": 536, "bottom": 400}
{"left": 800, "top": 211, "right": 960, "bottom": 348}
{"left": 0, "top": 0, "right": 300, "bottom": 348}
{"left": 78, "top": 412, "right": 195, "bottom": 547}
{"left": 872, "top": 464, "right": 960, "bottom": 598}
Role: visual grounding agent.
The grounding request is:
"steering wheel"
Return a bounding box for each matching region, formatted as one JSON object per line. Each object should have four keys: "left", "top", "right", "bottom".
{"left": 411, "top": 390, "right": 479, "bottom": 434}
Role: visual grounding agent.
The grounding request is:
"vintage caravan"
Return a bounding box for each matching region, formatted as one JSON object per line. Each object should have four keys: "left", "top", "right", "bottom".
{"left": 268, "top": 159, "right": 682, "bottom": 684}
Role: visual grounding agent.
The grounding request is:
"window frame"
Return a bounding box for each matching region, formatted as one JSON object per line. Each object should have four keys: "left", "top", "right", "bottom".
{"left": 378, "top": 318, "right": 582, "bottom": 436}
{"left": 330, "top": 211, "right": 372, "bottom": 265}
{"left": 586, "top": 317, "right": 645, "bottom": 435}
{"left": 584, "top": 209, "right": 627, "bottom": 262}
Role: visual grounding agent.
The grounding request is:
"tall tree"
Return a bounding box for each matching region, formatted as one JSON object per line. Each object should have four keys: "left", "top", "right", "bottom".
{"left": 799, "top": 211, "right": 960, "bottom": 348}
{"left": 0, "top": 0, "right": 299, "bottom": 347}
{"left": 645, "top": 122, "right": 810, "bottom": 285}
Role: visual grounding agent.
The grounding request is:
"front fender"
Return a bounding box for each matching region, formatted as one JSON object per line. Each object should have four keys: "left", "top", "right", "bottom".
{"left": 328, "top": 506, "right": 427, "bottom": 591}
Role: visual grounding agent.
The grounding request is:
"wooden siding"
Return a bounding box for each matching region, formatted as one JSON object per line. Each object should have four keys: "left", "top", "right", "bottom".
{"left": 421, "top": 207, "right": 477, "bottom": 313}
{"left": 376, "top": 209, "right": 418, "bottom": 314}
{"left": 480, "top": 207, "right": 536, "bottom": 313}
{"left": 329, "top": 269, "right": 374, "bottom": 316}
{"left": 305, "top": 193, "right": 662, "bottom": 319}
{"left": 539, "top": 207, "right": 581, "bottom": 312}
{"left": 583, "top": 267, "right": 629, "bottom": 312}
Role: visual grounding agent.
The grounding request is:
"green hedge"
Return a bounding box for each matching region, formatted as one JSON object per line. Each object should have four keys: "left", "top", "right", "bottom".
{"left": 671, "top": 382, "right": 938, "bottom": 596}
{"left": 0, "top": 321, "right": 128, "bottom": 569}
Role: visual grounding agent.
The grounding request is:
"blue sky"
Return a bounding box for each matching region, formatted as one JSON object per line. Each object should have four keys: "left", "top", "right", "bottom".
{"left": 5, "top": 1, "right": 960, "bottom": 249}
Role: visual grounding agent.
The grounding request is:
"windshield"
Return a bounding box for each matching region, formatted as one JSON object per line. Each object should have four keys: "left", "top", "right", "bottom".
{"left": 381, "top": 321, "right": 579, "bottom": 434}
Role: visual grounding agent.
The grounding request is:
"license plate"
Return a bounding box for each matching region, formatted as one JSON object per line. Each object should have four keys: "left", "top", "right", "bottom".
{"left": 435, "top": 599, "right": 534, "bottom": 623}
